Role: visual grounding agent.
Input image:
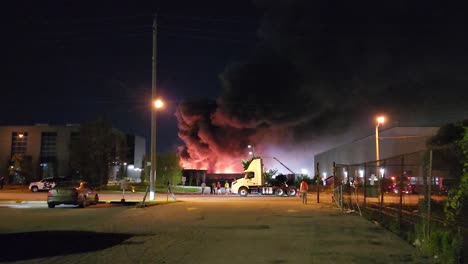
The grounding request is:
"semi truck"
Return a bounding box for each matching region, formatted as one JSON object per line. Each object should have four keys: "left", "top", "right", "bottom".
{"left": 231, "top": 158, "right": 297, "bottom": 197}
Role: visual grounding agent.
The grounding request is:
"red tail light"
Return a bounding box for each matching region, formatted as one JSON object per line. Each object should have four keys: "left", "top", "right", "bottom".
{"left": 47, "top": 190, "right": 52, "bottom": 196}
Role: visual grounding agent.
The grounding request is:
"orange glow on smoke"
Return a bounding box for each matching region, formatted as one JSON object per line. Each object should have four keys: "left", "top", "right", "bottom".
{"left": 180, "top": 157, "right": 243, "bottom": 173}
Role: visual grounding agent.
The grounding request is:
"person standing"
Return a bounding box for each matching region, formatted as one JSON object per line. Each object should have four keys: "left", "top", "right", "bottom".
{"left": 211, "top": 182, "right": 216, "bottom": 195}
{"left": 0, "top": 176, "right": 4, "bottom": 189}
{"left": 224, "top": 181, "right": 230, "bottom": 195}
{"left": 300, "top": 179, "right": 308, "bottom": 204}
{"left": 216, "top": 181, "right": 221, "bottom": 195}
{"left": 201, "top": 182, "right": 206, "bottom": 195}
{"left": 167, "top": 181, "right": 176, "bottom": 201}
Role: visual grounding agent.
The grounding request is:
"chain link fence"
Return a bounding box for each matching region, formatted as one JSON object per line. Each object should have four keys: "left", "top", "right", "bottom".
{"left": 322, "top": 146, "right": 466, "bottom": 260}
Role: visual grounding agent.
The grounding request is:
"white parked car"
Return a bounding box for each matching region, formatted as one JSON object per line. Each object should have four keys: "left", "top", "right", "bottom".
{"left": 29, "top": 177, "right": 64, "bottom": 192}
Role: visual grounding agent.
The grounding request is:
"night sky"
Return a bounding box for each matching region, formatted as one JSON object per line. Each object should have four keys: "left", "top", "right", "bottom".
{"left": 3, "top": 1, "right": 258, "bottom": 150}
{"left": 3, "top": 1, "right": 468, "bottom": 173}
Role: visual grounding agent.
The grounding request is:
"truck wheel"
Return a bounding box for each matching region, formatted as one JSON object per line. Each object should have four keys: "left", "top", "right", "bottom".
{"left": 31, "top": 186, "right": 39, "bottom": 192}
{"left": 47, "top": 202, "right": 55, "bottom": 208}
{"left": 275, "top": 189, "right": 284, "bottom": 196}
{"left": 287, "top": 189, "right": 297, "bottom": 196}
{"left": 239, "top": 187, "right": 249, "bottom": 197}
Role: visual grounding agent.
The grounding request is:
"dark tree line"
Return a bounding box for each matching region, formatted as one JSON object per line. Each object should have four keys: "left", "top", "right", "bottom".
{"left": 69, "top": 118, "right": 126, "bottom": 188}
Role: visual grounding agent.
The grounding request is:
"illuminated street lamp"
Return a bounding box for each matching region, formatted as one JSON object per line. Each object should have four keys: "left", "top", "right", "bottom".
{"left": 375, "top": 116, "right": 385, "bottom": 165}
{"left": 154, "top": 99, "right": 164, "bottom": 109}
{"left": 247, "top": 145, "right": 255, "bottom": 157}
{"left": 150, "top": 98, "right": 164, "bottom": 201}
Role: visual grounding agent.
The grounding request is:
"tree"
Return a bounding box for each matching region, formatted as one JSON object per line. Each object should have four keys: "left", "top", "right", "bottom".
{"left": 264, "top": 168, "right": 278, "bottom": 185}
{"left": 424, "top": 120, "right": 467, "bottom": 262}
{"left": 7, "top": 153, "right": 32, "bottom": 184}
{"left": 431, "top": 120, "right": 468, "bottom": 223}
{"left": 156, "top": 152, "right": 182, "bottom": 185}
{"left": 241, "top": 157, "right": 257, "bottom": 170}
{"left": 70, "top": 118, "right": 125, "bottom": 188}
{"left": 141, "top": 154, "right": 149, "bottom": 184}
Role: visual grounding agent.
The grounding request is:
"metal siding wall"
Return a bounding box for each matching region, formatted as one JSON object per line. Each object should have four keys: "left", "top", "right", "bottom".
{"left": 314, "top": 127, "right": 439, "bottom": 176}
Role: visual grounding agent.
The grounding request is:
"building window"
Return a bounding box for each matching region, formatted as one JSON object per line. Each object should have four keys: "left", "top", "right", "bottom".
{"left": 11, "top": 132, "right": 28, "bottom": 154}
{"left": 70, "top": 131, "right": 80, "bottom": 145}
{"left": 40, "top": 132, "right": 57, "bottom": 179}
{"left": 41, "top": 132, "right": 57, "bottom": 157}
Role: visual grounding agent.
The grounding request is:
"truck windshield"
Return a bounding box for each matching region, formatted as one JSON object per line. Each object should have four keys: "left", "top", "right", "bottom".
{"left": 244, "top": 172, "right": 254, "bottom": 179}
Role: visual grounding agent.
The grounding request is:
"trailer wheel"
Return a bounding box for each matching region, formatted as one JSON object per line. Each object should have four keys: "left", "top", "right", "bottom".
{"left": 239, "top": 187, "right": 249, "bottom": 197}
{"left": 275, "top": 189, "right": 284, "bottom": 196}
{"left": 287, "top": 189, "right": 297, "bottom": 196}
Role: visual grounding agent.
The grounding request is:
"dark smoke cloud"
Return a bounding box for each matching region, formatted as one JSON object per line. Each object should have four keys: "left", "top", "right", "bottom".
{"left": 177, "top": 1, "right": 468, "bottom": 174}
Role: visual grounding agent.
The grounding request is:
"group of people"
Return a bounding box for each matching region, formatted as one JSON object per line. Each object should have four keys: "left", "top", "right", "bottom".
{"left": 200, "top": 181, "right": 231, "bottom": 195}
{"left": 200, "top": 179, "right": 310, "bottom": 205}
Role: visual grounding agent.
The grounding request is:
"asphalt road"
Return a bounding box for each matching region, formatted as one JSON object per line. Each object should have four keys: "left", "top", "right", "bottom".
{"left": 0, "top": 192, "right": 427, "bottom": 264}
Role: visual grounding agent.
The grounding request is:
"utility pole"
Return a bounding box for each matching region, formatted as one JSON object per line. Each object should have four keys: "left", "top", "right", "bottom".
{"left": 150, "top": 14, "right": 158, "bottom": 200}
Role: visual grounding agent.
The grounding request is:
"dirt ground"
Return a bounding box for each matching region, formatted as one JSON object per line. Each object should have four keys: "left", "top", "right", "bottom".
{"left": 0, "top": 196, "right": 428, "bottom": 263}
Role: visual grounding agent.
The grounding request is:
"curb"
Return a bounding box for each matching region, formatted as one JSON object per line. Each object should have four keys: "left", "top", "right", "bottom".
{"left": 21, "top": 201, "right": 46, "bottom": 204}
{"left": 0, "top": 200, "right": 19, "bottom": 204}
{"left": 0, "top": 200, "right": 46, "bottom": 204}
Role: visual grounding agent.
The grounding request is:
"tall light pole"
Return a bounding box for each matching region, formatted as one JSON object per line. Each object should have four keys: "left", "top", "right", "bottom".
{"left": 150, "top": 15, "right": 158, "bottom": 201}
{"left": 375, "top": 116, "right": 385, "bottom": 166}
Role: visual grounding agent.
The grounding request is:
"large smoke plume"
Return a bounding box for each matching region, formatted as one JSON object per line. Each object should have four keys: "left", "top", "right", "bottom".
{"left": 176, "top": 1, "right": 468, "bottom": 174}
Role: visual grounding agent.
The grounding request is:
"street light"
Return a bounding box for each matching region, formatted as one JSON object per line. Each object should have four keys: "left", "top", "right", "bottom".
{"left": 375, "top": 116, "right": 385, "bottom": 164}
{"left": 150, "top": 98, "right": 164, "bottom": 201}
{"left": 150, "top": 15, "right": 158, "bottom": 201}
{"left": 154, "top": 99, "right": 164, "bottom": 109}
{"left": 247, "top": 145, "right": 255, "bottom": 157}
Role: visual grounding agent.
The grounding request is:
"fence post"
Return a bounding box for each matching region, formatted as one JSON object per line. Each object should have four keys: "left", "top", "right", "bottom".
{"left": 399, "top": 156, "right": 404, "bottom": 231}
{"left": 340, "top": 184, "right": 343, "bottom": 209}
{"left": 347, "top": 166, "right": 352, "bottom": 209}
{"left": 427, "top": 149, "right": 433, "bottom": 239}
{"left": 380, "top": 160, "right": 385, "bottom": 220}
{"left": 332, "top": 162, "right": 336, "bottom": 190}
{"left": 316, "top": 162, "right": 320, "bottom": 204}
{"left": 333, "top": 162, "right": 336, "bottom": 203}
{"left": 422, "top": 150, "right": 428, "bottom": 239}
{"left": 363, "top": 163, "right": 367, "bottom": 208}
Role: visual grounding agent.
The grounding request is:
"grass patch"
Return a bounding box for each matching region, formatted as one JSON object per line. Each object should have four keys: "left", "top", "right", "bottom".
{"left": 2, "top": 183, "right": 200, "bottom": 194}
{"left": 101, "top": 183, "right": 199, "bottom": 193}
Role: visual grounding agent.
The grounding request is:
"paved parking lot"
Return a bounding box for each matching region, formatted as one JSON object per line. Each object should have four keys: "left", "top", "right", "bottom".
{"left": 0, "top": 194, "right": 427, "bottom": 264}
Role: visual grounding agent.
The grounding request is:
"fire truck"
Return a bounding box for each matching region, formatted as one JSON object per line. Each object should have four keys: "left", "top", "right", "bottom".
{"left": 231, "top": 158, "right": 297, "bottom": 197}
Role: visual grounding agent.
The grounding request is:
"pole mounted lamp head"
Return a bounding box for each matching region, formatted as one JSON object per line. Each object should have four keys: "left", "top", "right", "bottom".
{"left": 154, "top": 99, "right": 164, "bottom": 109}
{"left": 376, "top": 116, "right": 385, "bottom": 125}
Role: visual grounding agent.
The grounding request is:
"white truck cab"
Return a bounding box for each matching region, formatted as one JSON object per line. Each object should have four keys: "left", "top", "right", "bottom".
{"left": 231, "top": 158, "right": 297, "bottom": 197}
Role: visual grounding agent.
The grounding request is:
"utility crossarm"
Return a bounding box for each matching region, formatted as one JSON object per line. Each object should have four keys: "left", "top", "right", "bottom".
{"left": 273, "top": 157, "right": 296, "bottom": 174}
